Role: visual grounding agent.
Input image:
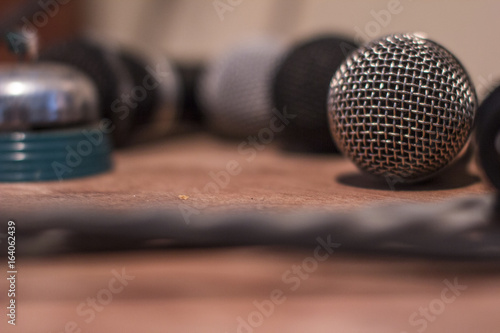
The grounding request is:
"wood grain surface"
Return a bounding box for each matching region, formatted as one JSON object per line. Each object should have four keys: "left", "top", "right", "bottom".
{"left": 1, "top": 250, "right": 500, "bottom": 333}
{"left": 0, "top": 134, "right": 498, "bottom": 333}
{"left": 0, "top": 134, "right": 491, "bottom": 212}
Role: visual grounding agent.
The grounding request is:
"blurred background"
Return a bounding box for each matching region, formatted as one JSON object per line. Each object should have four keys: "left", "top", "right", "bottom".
{"left": 1, "top": 0, "right": 500, "bottom": 97}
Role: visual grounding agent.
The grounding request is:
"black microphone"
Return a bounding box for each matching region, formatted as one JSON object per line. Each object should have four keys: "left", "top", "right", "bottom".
{"left": 176, "top": 62, "right": 205, "bottom": 126}
{"left": 476, "top": 84, "right": 500, "bottom": 190}
{"left": 273, "top": 35, "right": 358, "bottom": 153}
{"left": 39, "top": 37, "right": 182, "bottom": 147}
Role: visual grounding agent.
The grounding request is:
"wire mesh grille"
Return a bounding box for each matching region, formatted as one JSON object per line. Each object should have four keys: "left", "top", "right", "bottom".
{"left": 199, "top": 40, "right": 284, "bottom": 139}
{"left": 328, "top": 34, "right": 477, "bottom": 182}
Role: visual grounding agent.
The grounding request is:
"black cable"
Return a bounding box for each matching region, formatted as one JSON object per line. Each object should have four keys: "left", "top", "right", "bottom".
{"left": 7, "top": 194, "right": 500, "bottom": 258}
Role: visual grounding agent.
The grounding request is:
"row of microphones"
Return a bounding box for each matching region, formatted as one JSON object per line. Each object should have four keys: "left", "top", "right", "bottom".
{"left": 34, "top": 34, "right": 360, "bottom": 153}
{"left": 3, "top": 30, "right": 500, "bottom": 188}
{"left": 195, "top": 33, "right": 499, "bottom": 188}
{"left": 198, "top": 35, "right": 360, "bottom": 154}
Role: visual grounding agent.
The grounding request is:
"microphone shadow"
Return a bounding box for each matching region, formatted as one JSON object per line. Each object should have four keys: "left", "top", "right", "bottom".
{"left": 337, "top": 165, "right": 481, "bottom": 191}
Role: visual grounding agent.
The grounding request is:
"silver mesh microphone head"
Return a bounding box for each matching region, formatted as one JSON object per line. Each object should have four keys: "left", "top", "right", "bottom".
{"left": 328, "top": 34, "right": 477, "bottom": 183}
{"left": 199, "top": 39, "right": 284, "bottom": 138}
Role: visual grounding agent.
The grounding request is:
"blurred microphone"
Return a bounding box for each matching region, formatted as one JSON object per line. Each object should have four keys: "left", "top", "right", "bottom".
{"left": 273, "top": 36, "right": 358, "bottom": 153}
{"left": 328, "top": 33, "right": 477, "bottom": 183}
{"left": 476, "top": 84, "right": 500, "bottom": 190}
{"left": 176, "top": 62, "right": 206, "bottom": 126}
{"left": 198, "top": 38, "right": 285, "bottom": 139}
{"left": 39, "top": 37, "right": 181, "bottom": 147}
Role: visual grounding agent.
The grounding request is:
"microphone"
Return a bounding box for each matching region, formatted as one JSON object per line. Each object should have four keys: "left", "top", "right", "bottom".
{"left": 273, "top": 36, "right": 358, "bottom": 153}
{"left": 176, "top": 63, "right": 205, "bottom": 126}
{"left": 328, "top": 33, "right": 477, "bottom": 183}
{"left": 39, "top": 37, "right": 181, "bottom": 147}
{"left": 198, "top": 39, "right": 285, "bottom": 139}
{"left": 476, "top": 84, "right": 500, "bottom": 190}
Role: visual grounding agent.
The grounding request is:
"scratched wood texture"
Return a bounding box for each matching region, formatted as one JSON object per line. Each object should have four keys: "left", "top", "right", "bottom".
{"left": 0, "top": 133, "right": 491, "bottom": 212}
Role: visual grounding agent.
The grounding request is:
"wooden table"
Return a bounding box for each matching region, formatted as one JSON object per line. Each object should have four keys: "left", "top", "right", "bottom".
{"left": 1, "top": 134, "right": 498, "bottom": 333}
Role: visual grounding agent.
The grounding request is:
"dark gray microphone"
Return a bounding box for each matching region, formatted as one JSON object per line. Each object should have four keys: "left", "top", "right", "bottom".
{"left": 328, "top": 33, "right": 477, "bottom": 183}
